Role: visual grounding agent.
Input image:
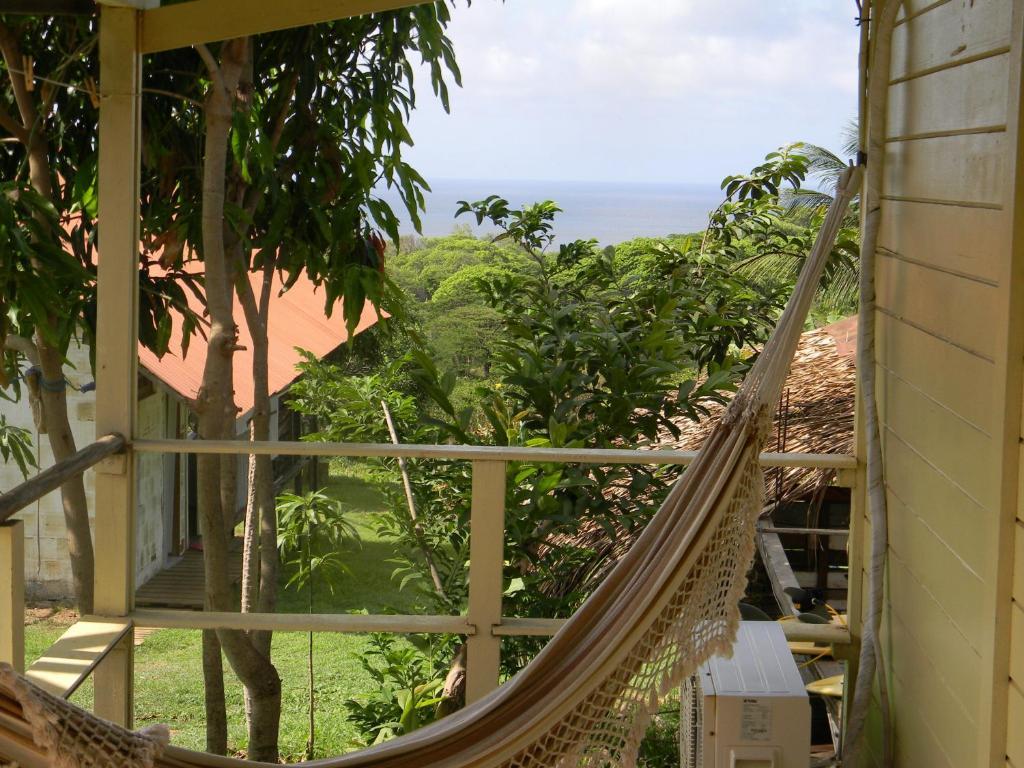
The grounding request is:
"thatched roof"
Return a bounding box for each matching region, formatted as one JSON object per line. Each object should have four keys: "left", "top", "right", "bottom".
{"left": 540, "top": 317, "right": 857, "bottom": 598}
{"left": 669, "top": 315, "right": 856, "bottom": 506}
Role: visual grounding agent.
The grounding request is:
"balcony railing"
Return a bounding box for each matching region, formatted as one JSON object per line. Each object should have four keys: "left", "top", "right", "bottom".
{"left": 0, "top": 434, "right": 859, "bottom": 717}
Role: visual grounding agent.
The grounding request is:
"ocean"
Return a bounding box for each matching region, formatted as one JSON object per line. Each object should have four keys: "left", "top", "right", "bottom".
{"left": 377, "top": 178, "right": 723, "bottom": 246}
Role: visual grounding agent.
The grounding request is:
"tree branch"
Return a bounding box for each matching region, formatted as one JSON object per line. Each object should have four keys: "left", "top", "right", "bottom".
{"left": 195, "top": 42, "right": 227, "bottom": 98}
{"left": 3, "top": 334, "right": 39, "bottom": 365}
{"left": 0, "top": 21, "right": 38, "bottom": 133}
{"left": 0, "top": 105, "right": 26, "bottom": 143}
{"left": 258, "top": 255, "right": 273, "bottom": 319}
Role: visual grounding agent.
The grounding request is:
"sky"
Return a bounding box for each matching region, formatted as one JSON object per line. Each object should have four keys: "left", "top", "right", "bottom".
{"left": 402, "top": 0, "right": 861, "bottom": 186}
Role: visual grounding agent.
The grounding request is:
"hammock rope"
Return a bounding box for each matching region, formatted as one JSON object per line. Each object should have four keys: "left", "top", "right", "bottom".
{"left": 0, "top": 165, "right": 862, "bottom": 768}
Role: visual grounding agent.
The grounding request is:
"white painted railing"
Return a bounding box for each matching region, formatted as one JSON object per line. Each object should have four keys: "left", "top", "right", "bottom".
{"left": 2, "top": 438, "right": 858, "bottom": 709}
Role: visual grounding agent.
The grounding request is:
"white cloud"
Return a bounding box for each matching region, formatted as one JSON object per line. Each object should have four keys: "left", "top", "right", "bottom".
{"left": 405, "top": 0, "right": 860, "bottom": 183}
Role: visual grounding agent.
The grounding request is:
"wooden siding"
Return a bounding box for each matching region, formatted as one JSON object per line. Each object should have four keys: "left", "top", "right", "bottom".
{"left": 870, "top": 0, "right": 1024, "bottom": 765}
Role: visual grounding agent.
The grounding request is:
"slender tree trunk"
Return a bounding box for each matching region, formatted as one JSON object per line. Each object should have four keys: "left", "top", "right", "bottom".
{"left": 0, "top": 24, "right": 95, "bottom": 613}
{"left": 195, "top": 38, "right": 281, "bottom": 762}
{"left": 236, "top": 258, "right": 279, "bottom": 742}
{"left": 240, "top": 424, "right": 260, "bottom": 615}
{"left": 237, "top": 259, "right": 278, "bottom": 641}
{"left": 202, "top": 629, "right": 228, "bottom": 755}
{"left": 305, "top": 541, "right": 315, "bottom": 759}
{"left": 33, "top": 338, "right": 95, "bottom": 613}
{"left": 436, "top": 643, "right": 467, "bottom": 719}
{"left": 382, "top": 401, "right": 447, "bottom": 599}
{"left": 307, "top": 630, "right": 315, "bottom": 759}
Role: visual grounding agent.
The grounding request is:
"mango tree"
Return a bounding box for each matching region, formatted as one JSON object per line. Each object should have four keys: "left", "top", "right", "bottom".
{"left": 139, "top": 6, "right": 466, "bottom": 759}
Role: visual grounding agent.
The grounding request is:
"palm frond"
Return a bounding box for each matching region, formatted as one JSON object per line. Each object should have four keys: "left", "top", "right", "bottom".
{"left": 781, "top": 188, "right": 835, "bottom": 215}
{"left": 841, "top": 119, "right": 860, "bottom": 160}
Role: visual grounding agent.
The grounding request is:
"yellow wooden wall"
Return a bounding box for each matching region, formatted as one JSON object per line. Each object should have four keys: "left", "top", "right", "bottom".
{"left": 868, "top": 0, "right": 1024, "bottom": 765}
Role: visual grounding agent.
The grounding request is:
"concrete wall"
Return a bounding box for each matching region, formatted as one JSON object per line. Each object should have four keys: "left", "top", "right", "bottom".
{"left": 865, "top": 1, "right": 1024, "bottom": 765}
{"left": 0, "top": 339, "right": 99, "bottom": 599}
{"left": 135, "top": 391, "right": 169, "bottom": 587}
{"left": 0, "top": 339, "right": 175, "bottom": 599}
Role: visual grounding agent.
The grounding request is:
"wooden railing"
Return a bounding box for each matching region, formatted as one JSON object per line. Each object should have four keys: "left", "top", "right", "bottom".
{"left": 0, "top": 433, "right": 126, "bottom": 523}
{"left": 0, "top": 432, "right": 126, "bottom": 675}
{"left": 1, "top": 436, "right": 858, "bottom": 709}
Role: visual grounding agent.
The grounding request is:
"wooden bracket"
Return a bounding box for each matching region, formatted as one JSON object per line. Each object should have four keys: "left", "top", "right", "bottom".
{"left": 96, "top": 453, "right": 127, "bottom": 475}
{"left": 835, "top": 467, "right": 858, "bottom": 488}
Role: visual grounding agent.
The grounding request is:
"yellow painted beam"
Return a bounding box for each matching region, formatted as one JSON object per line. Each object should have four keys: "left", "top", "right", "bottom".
{"left": 132, "top": 609, "right": 474, "bottom": 635}
{"left": 140, "top": 0, "right": 429, "bottom": 54}
{"left": 0, "top": 521, "right": 24, "bottom": 673}
{"left": 93, "top": 3, "right": 140, "bottom": 727}
{"left": 25, "top": 619, "right": 132, "bottom": 698}
{"left": 132, "top": 438, "right": 859, "bottom": 472}
{"left": 465, "top": 460, "right": 506, "bottom": 704}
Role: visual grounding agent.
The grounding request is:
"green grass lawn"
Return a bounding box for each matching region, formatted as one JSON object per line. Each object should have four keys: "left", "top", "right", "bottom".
{"left": 25, "top": 461, "right": 431, "bottom": 761}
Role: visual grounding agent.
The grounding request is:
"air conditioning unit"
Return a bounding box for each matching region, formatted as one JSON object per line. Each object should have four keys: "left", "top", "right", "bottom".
{"left": 680, "top": 621, "right": 810, "bottom": 768}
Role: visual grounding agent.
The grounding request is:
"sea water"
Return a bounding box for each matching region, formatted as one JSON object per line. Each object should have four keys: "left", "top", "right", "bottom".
{"left": 376, "top": 177, "right": 723, "bottom": 246}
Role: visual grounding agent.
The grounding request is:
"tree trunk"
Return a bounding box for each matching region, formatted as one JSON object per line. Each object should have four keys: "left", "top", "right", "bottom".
{"left": 195, "top": 37, "right": 281, "bottom": 762}
{"left": 435, "top": 643, "right": 466, "bottom": 719}
{"left": 33, "top": 338, "right": 95, "bottom": 614}
{"left": 307, "top": 630, "right": 315, "bottom": 759}
{"left": 0, "top": 24, "right": 97, "bottom": 613}
{"left": 236, "top": 256, "right": 279, "bottom": 743}
{"left": 202, "top": 629, "right": 228, "bottom": 756}
{"left": 240, "top": 425, "right": 260, "bottom": 615}
{"left": 236, "top": 259, "right": 278, "bottom": 643}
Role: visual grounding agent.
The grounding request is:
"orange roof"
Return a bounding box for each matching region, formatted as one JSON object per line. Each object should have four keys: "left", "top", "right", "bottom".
{"left": 138, "top": 265, "right": 382, "bottom": 414}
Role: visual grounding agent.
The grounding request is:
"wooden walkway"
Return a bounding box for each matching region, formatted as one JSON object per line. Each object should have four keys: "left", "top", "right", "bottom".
{"left": 135, "top": 543, "right": 243, "bottom": 610}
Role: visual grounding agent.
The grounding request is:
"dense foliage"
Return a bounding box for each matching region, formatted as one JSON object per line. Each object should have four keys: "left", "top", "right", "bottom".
{"left": 344, "top": 634, "right": 454, "bottom": 747}
{"left": 288, "top": 146, "right": 861, "bottom": 750}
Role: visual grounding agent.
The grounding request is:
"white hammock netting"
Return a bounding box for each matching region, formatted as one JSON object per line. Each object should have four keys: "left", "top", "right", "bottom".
{"left": 0, "top": 166, "right": 861, "bottom": 768}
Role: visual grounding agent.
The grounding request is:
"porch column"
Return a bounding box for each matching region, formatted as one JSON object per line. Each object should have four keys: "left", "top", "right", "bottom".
{"left": 466, "top": 460, "right": 506, "bottom": 703}
{"left": 93, "top": 3, "right": 142, "bottom": 727}
{"left": 0, "top": 521, "right": 24, "bottom": 672}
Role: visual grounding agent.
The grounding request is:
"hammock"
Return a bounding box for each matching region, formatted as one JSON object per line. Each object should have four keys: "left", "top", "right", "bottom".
{"left": 0, "top": 166, "right": 862, "bottom": 768}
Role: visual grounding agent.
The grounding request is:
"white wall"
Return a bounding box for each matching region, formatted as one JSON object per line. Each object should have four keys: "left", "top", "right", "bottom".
{"left": 0, "top": 340, "right": 99, "bottom": 599}
{"left": 135, "top": 391, "right": 168, "bottom": 587}
{"left": 0, "top": 339, "right": 173, "bottom": 599}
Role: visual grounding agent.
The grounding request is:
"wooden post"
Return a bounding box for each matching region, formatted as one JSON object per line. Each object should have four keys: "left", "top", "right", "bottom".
{"left": 0, "top": 521, "right": 24, "bottom": 672}
{"left": 92, "top": 3, "right": 141, "bottom": 727}
{"left": 465, "top": 460, "right": 506, "bottom": 704}
{"left": 842, "top": 458, "right": 864, "bottom": 754}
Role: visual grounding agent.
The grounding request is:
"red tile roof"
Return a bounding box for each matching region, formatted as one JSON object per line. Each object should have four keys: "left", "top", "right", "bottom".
{"left": 138, "top": 264, "right": 382, "bottom": 414}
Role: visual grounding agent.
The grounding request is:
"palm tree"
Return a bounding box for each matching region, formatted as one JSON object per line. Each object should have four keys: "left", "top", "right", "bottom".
{"left": 736, "top": 123, "right": 862, "bottom": 323}
{"left": 783, "top": 120, "right": 860, "bottom": 218}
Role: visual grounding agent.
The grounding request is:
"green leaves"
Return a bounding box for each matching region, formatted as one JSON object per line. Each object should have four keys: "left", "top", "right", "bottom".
{"left": 720, "top": 144, "right": 810, "bottom": 201}
{"left": 719, "top": 141, "right": 862, "bottom": 322}
{"left": 344, "top": 633, "right": 451, "bottom": 747}
{"left": 456, "top": 197, "right": 562, "bottom": 254}
{"left": 0, "top": 181, "right": 91, "bottom": 355}
{"left": 277, "top": 489, "right": 360, "bottom": 594}
{"left": 137, "top": 4, "right": 466, "bottom": 352}
{"left": 0, "top": 416, "right": 37, "bottom": 479}
{"left": 369, "top": 198, "right": 780, "bottom": 656}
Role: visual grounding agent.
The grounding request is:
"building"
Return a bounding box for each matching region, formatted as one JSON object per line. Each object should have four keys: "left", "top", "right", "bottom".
{"left": 0, "top": 267, "right": 379, "bottom": 599}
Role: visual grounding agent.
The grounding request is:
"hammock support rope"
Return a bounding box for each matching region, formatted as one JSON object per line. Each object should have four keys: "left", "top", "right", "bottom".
{"left": 0, "top": 165, "right": 862, "bottom": 768}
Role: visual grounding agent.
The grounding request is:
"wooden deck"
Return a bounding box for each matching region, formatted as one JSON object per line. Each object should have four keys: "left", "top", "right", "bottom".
{"left": 135, "top": 544, "right": 243, "bottom": 610}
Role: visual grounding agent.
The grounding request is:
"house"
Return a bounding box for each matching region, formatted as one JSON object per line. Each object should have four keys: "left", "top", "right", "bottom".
{"left": 674, "top": 316, "right": 858, "bottom": 611}
{"left": 548, "top": 317, "right": 858, "bottom": 602}
{"left": 673, "top": 316, "right": 857, "bottom": 508}
{"left": 0, "top": 267, "right": 380, "bottom": 600}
